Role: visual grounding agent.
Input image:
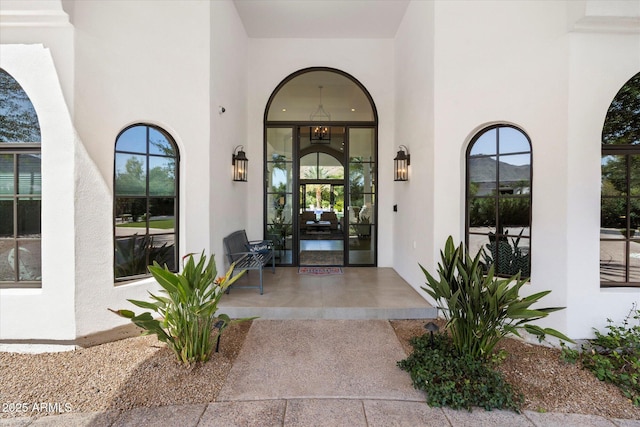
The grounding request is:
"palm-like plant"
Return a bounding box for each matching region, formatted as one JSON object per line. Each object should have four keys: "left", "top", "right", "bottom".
{"left": 421, "top": 236, "right": 573, "bottom": 360}
{"left": 110, "top": 252, "right": 251, "bottom": 366}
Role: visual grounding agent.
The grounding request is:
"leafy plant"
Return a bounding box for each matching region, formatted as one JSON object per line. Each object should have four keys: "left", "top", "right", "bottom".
{"left": 561, "top": 304, "right": 640, "bottom": 406}
{"left": 483, "top": 232, "right": 530, "bottom": 278}
{"left": 421, "top": 236, "right": 572, "bottom": 361}
{"left": 398, "top": 332, "right": 523, "bottom": 412}
{"left": 114, "top": 234, "right": 173, "bottom": 278}
{"left": 110, "top": 252, "right": 252, "bottom": 366}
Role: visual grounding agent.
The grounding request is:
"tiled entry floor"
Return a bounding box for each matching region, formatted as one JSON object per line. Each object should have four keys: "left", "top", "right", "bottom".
{"left": 218, "top": 267, "right": 437, "bottom": 320}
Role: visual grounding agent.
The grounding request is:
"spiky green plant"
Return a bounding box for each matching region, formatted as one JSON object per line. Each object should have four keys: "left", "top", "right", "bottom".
{"left": 421, "top": 236, "right": 573, "bottom": 360}
{"left": 110, "top": 252, "right": 252, "bottom": 366}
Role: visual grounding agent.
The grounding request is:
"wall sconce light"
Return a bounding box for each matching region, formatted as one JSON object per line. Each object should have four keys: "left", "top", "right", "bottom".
{"left": 394, "top": 145, "right": 410, "bottom": 181}
{"left": 232, "top": 145, "right": 248, "bottom": 182}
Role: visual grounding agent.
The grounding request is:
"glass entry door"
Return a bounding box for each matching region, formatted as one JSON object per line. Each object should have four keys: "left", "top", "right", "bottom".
{"left": 265, "top": 125, "right": 376, "bottom": 266}
{"left": 298, "top": 129, "right": 346, "bottom": 266}
{"left": 346, "top": 128, "right": 376, "bottom": 265}
{"left": 298, "top": 182, "right": 345, "bottom": 266}
{"left": 266, "top": 127, "right": 294, "bottom": 265}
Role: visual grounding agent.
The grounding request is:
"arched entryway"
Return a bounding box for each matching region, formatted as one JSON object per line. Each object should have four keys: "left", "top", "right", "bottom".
{"left": 264, "top": 68, "right": 378, "bottom": 267}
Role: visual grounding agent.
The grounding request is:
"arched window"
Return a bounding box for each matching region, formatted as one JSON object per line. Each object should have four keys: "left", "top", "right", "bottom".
{"left": 0, "top": 68, "right": 42, "bottom": 288}
{"left": 466, "top": 125, "right": 532, "bottom": 278}
{"left": 600, "top": 72, "right": 640, "bottom": 287}
{"left": 114, "top": 124, "right": 179, "bottom": 281}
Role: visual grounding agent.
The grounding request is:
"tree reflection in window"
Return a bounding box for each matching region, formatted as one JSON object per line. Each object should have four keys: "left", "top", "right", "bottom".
{"left": 600, "top": 72, "right": 640, "bottom": 286}
{"left": 114, "top": 124, "right": 179, "bottom": 281}
{"left": 0, "top": 68, "right": 42, "bottom": 287}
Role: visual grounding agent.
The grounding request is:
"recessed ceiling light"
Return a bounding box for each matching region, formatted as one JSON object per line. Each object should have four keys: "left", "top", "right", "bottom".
{"left": 351, "top": 108, "right": 356, "bottom": 112}
{"left": 282, "top": 108, "right": 287, "bottom": 112}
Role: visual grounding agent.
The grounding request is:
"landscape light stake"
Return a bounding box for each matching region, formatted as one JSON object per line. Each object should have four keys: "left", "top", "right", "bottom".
{"left": 424, "top": 321, "right": 439, "bottom": 346}
{"left": 214, "top": 320, "right": 225, "bottom": 353}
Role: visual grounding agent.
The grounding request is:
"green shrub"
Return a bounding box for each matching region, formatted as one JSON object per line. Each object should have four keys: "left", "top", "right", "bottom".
{"left": 110, "top": 252, "right": 252, "bottom": 366}
{"left": 420, "top": 236, "right": 572, "bottom": 361}
{"left": 561, "top": 305, "right": 640, "bottom": 406}
{"left": 398, "top": 332, "right": 524, "bottom": 412}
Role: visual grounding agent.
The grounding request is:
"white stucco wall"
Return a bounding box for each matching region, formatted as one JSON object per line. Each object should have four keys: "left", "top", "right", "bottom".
{"left": 0, "top": 1, "right": 75, "bottom": 115}
{"left": 393, "top": 0, "right": 435, "bottom": 300}
{"left": 0, "top": 45, "right": 77, "bottom": 348}
{"left": 396, "top": 0, "right": 574, "bottom": 334}
{"left": 70, "top": 0, "right": 212, "bottom": 337}
{"left": 566, "top": 30, "right": 640, "bottom": 338}
{"left": 394, "top": 0, "right": 640, "bottom": 339}
{"left": 247, "top": 38, "right": 396, "bottom": 266}
{"left": 210, "top": 0, "right": 249, "bottom": 264}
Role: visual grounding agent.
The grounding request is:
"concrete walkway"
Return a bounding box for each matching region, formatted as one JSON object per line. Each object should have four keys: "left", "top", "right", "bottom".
{"left": 2, "top": 320, "right": 639, "bottom": 427}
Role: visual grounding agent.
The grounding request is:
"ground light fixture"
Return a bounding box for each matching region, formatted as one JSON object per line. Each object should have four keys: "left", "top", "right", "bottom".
{"left": 394, "top": 145, "right": 410, "bottom": 181}
{"left": 232, "top": 145, "right": 248, "bottom": 182}
{"left": 424, "top": 321, "right": 439, "bottom": 346}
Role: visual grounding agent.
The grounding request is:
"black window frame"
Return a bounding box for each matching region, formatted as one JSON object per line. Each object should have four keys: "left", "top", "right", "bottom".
{"left": 113, "top": 123, "right": 179, "bottom": 283}
{"left": 465, "top": 124, "right": 532, "bottom": 279}
{"left": 0, "top": 68, "right": 42, "bottom": 288}
{"left": 600, "top": 72, "right": 640, "bottom": 288}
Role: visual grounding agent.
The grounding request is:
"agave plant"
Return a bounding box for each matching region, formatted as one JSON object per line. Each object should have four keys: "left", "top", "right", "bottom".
{"left": 110, "top": 252, "right": 252, "bottom": 366}
{"left": 421, "top": 236, "right": 573, "bottom": 360}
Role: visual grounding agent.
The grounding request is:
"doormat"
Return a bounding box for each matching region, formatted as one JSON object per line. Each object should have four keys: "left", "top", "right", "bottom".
{"left": 298, "top": 266, "right": 343, "bottom": 275}
{"left": 299, "top": 250, "right": 343, "bottom": 266}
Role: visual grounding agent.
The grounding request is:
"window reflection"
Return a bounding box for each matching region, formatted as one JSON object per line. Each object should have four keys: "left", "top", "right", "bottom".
{"left": 0, "top": 68, "right": 41, "bottom": 143}
{"left": 600, "top": 241, "right": 626, "bottom": 282}
{"left": 17, "top": 154, "right": 41, "bottom": 195}
{"left": 0, "top": 200, "right": 13, "bottom": 237}
{"left": 114, "top": 124, "right": 179, "bottom": 281}
{"left": 466, "top": 125, "right": 532, "bottom": 278}
{"left": 149, "top": 156, "right": 176, "bottom": 196}
{"left": 499, "top": 126, "right": 530, "bottom": 154}
{"left": 148, "top": 128, "right": 174, "bottom": 156}
{"left": 470, "top": 129, "right": 496, "bottom": 156}
{"left": 600, "top": 72, "right": 640, "bottom": 286}
{"left": 0, "top": 68, "right": 41, "bottom": 287}
{"left": 0, "top": 154, "right": 14, "bottom": 195}
{"left": 115, "top": 126, "right": 146, "bottom": 154}
{"left": 115, "top": 153, "right": 146, "bottom": 196}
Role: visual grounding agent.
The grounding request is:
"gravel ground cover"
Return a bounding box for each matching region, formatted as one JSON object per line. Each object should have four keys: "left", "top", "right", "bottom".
{"left": 0, "top": 321, "right": 251, "bottom": 419}
{"left": 1, "top": 319, "right": 639, "bottom": 421}
{"left": 391, "top": 319, "right": 640, "bottom": 420}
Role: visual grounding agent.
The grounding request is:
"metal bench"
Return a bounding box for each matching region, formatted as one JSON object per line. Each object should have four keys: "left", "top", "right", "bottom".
{"left": 223, "top": 229, "right": 275, "bottom": 294}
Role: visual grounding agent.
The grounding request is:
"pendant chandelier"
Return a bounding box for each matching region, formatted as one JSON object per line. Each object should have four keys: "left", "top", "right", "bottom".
{"left": 310, "top": 85, "right": 331, "bottom": 143}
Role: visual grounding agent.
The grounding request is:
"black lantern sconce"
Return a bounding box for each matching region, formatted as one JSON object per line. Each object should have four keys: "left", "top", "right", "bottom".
{"left": 232, "top": 145, "right": 248, "bottom": 182}
{"left": 394, "top": 145, "right": 410, "bottom": 181}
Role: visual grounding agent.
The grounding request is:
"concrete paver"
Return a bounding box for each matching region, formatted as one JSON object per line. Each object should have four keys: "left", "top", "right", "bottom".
{"left": 363, "top": 400, "right": 451, "bottom": 427}
{"left": 199, "top": 400, "right": 285, "bottom": 427}
{"left": 217, "top": 319, "right": 423, "bottom": 402}
{"left": 284, "top": 399, "right": 366, "bottom": 427}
